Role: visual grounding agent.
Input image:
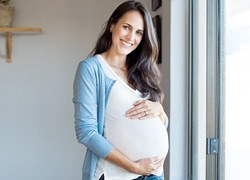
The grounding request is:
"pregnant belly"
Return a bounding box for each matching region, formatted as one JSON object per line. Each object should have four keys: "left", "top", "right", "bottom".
{"left": 105, "top": 115, "right": 169, "bottom": 161}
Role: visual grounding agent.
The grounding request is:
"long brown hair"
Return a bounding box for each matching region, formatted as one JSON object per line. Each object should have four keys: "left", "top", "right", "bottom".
{"left": 90, "top": 1, "right": 163, "bottom": 102}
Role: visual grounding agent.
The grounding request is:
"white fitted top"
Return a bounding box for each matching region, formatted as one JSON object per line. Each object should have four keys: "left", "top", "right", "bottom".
{"left": 94, "top": 55, "right": 169, "bottom": 180}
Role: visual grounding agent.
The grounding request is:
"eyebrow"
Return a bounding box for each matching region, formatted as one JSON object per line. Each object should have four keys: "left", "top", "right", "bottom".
{"left": 123, "top": 23, "right": 144, "bottom": 32}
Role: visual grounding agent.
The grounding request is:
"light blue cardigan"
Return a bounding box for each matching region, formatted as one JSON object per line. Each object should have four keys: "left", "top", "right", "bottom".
{"left": 73, "top": 55, "right": 115, "bottom": 180}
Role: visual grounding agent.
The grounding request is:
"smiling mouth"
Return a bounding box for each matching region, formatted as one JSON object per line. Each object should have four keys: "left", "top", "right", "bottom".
{"left": 120, "top": 39, "right": 133, "bottom": 47}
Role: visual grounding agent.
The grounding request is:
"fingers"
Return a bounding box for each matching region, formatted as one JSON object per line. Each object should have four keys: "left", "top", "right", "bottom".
{"left": 133, "top": 99, "right": 145, "bottom": 106}
{"left": 126, "top": 100, "right": 148, "bottom": 114}
{"left": 136, "top": 156, "right": 165, "bottom": 175}
{"left": 127, "top": 110, "right": 153, "bottom": 120}
{"left": 150, "top": 156, "right": 165, "bottom": 165}
{"left": 126, "top": 100, "right": 164, "bottom": 121}
{"left": 126, "top": 100, "right": 153, "bottom": 119}
{"left": 139, "top": 113, "right": 154, "bottom": 120}
{"left": 149, "top": 157, "right": 165, "bottom": 174}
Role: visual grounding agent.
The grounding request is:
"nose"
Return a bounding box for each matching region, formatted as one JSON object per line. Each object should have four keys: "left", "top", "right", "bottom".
{"left": 126, "top": 31, "right": 136, "bottom": 41}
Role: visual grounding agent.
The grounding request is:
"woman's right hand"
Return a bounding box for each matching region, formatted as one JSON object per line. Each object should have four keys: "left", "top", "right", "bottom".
{"left": 132, "top": 156, "right": 165, "bottom": 176}
{"left": 105, "top": 148, "right": 165, "bottom": 176}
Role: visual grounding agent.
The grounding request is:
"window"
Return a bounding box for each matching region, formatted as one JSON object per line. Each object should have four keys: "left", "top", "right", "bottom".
{"left": 224, "top": 0, "right": 250, "bottom": 179}
{"left": 189, "top": 0, "right": 250, "bottom": 179}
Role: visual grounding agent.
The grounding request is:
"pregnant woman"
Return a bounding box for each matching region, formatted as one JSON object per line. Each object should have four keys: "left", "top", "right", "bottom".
{"left": 73, "top": 1, "right": 169, "bottom": 180}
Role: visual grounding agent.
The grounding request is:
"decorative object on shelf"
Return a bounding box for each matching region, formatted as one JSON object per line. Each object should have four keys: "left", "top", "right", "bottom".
{"left": 152, "top": 15, "right": 162, "bottom": 64}
{"left": 0, "top": 27, "right": 43, "bottom": 63}
{"left": 152, "top": 0, "right": 162, "bottom": 11}
{"left": 0, "top": 0, "right": 15, "bottom": 27}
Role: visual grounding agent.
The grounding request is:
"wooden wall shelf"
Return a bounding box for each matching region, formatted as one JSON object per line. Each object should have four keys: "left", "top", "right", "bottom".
{"left": 0, "top": 27, "right": 43, "bottom": 63}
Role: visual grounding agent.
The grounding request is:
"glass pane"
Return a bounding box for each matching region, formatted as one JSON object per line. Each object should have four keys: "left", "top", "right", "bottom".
{"left": 225, "top": 0, "right": 250, "bottom": 179}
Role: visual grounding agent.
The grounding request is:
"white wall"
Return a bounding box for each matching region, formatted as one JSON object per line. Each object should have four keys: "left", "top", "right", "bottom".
{"left": 0, "top": 0, "right": 127, "bottom": 180}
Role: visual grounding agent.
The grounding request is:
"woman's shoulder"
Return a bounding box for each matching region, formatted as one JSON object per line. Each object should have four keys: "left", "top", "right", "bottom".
{"left": 77, "top": 55, "right": 101, "bottom": 71}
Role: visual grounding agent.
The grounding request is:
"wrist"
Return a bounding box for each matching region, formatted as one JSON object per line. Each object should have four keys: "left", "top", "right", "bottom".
{"left": 106, "top": 148, "right": 139, "bottom": 174}
{"left": 128, "top": 161, "right": 139, "bottom": 174}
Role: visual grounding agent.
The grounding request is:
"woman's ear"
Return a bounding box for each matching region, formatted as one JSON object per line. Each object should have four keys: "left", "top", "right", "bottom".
{"left": 110, "top": 24, "right": 114, "bottom": 33}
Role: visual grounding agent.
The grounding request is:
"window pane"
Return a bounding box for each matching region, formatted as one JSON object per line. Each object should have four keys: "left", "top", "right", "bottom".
{"left": 225, "top": 0, "right": 250, "bottom": 179}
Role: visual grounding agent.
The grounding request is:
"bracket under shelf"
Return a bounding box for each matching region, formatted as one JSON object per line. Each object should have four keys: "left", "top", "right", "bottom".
{"left": 0, "top": 27, "right": 43, "bottom": 63}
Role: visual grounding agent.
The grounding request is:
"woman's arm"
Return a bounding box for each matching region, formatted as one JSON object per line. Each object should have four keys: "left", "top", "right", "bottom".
{"left": 73, "top": 60, "right": 113, "bottom": 158}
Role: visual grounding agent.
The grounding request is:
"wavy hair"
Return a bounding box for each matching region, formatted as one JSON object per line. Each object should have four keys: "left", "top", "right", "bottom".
{"left": 90, "top": 1, "right": 163, "bottom": 102}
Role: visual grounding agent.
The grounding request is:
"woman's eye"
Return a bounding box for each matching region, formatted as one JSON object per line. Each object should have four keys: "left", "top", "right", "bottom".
{"left": 136, "top": 31, "right": 143, "bottom": 36}
{"left": 123, "top": 25, "right": 129, "bottom": 30}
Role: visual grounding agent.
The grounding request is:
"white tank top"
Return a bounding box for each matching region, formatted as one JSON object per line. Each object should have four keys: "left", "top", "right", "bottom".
{"left": 94, "top": 55, "right": 169, "bottom": 180}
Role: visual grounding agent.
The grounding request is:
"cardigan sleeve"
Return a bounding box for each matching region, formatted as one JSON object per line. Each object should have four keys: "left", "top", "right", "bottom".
{"left": 73, "top": 60, "right": 113, "bottom": 159}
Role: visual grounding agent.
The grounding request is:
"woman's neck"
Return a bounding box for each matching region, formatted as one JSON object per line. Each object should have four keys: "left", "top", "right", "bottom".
{"left": 101, "top": 51, "right": 127, "bottom": 70}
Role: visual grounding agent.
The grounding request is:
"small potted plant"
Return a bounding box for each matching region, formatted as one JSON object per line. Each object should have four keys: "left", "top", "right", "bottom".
{"left": 0, "top": 0, "right": 15, "bottom": 27}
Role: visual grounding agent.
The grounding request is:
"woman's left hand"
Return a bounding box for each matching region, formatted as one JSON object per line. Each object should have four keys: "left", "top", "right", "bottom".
{"left": 126, "top": 99, "right": 164, "bottom": 120}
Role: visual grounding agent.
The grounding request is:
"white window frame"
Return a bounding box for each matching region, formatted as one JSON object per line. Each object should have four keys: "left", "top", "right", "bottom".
{"left": 188, "top": 0, "right": 207, "bottom": 179}
{"left": 188, "top": 0, "right": 225, "bottom": 180}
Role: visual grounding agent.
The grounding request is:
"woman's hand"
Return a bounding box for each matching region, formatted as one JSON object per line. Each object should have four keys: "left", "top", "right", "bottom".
{"left": 132, "top": 156, "right": 165, "bottom": 176}
{"left": 106, "top": 148, "right": 165, "bottom": 176}
{"left": 126, "top": 99, "right": 165, "bottom": 121}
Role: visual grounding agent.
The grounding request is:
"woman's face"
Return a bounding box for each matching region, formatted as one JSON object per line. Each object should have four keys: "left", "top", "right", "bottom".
{"left": 109, "top": 10, "right": 144, "bottom": 56}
